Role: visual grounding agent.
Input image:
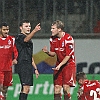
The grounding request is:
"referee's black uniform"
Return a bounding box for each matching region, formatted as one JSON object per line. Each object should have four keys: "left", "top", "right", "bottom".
{"left": 15, "top": 33, "right": 33, "bottom": 86}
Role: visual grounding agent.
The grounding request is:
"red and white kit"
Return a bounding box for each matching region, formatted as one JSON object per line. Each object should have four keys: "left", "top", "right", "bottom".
{"left": 78, "top": 80, "right": 100, "bottom": 100}
{"left": 0, "top": 35, "right": 18, "bottom": 86}
{"left": 50, "top": 32, "right": 76, "bottom": 86}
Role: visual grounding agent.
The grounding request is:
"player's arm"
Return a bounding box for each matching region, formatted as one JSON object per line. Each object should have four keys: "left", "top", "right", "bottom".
{"left": 42, "top": 46, "right": 56, "bottom": 57}
{"left": 24, "top": 23, "right": 41, "bottom": 42}
{"left": 52, "top": 56, "right": 70, "bottom": 70}
{"left": 77, "top": 87, "right": 85, "bottom": 100}
{"left": 12, "top": 41, "right": 18, "bottom": 65}
{"left": 32, "top": 57, "right": 39, "bottom": 78}
{"left": 53, "top": 35, "right": 75, "bottom": 70}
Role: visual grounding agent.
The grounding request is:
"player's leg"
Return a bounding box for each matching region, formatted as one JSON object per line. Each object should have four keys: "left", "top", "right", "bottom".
{"left": 62, "top": 65, "right": 76, "bottom": 100}
{"left": 54, "top": 85, "right": 62, "bottom": 100}
{"left": 53, "top": 70, "right": 62, "bottom": 100}
{"left": 0, "top": 71, "right": 5, "bottom": 100}
{"left": 18, "top": 64, "right": 33, "bottom": 100}
{"left": 3, "top": 71, "right": 13, "bottom": 100}
{"left": 2, "top": 86, "right": 8, "bottom": 100}
{"left": 19, "top": 85, "right": 30, "bottom": 100}
{"left": 0, "top": 85, "right": 4, "bottom": 100}
{"left": 63, "top": 85, "right": 71, "bottom": 100}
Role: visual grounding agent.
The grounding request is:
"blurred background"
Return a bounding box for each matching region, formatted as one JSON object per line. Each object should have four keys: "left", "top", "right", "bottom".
{"left": 0, "top": 0, "right": 100, "bottom": 99}
{"left": 0, "top": 0, "right": 100, "bottom": 36}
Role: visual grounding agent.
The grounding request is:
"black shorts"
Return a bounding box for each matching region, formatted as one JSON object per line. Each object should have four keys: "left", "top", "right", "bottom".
{"left": 17, "top": 62, "right": 33, "bottom": 86}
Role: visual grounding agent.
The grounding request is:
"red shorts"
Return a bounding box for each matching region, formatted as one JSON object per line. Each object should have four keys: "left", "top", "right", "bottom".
{"left": 0, "top": 71, "right": 13, "bottom": 86}
{"left": 54, "top": 64, "right": 76, "bottom": 87}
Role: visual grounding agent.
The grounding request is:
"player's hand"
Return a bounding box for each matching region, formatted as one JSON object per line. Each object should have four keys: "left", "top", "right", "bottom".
{"left": 52, "top": 66, "right": 60, "bottom": 70}
{"left": 12, "top": 59, "right": 17, "bottom": 65}
{"left": 42, "top": 46, "right": 48, "bottom": 53}
{"left": 34, "top": 23, "right": 41, "bottom": 32}
{"left": 35, "top": 69, "right": 39, "bottom": 78}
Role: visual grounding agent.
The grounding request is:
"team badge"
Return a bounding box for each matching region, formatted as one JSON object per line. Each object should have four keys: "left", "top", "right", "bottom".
{"left": 62, "top": 41, "right": 64, "bottom": 47}
{"left": 8, "top": 40, "right": 11, "bottom": 45}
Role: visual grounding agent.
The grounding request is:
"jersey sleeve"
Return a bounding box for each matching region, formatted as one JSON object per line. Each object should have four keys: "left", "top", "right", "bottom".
{"left": 11, "top": 36, "right": 18, "bottom": 59}
{"left": 50, "top": 37, "right": 55, "bottom": 52}
{"left": 79, "top": 80, "right": 100, "bottom": 100}
{"left": 13, "top": 44, "right": 18, "bottom": 59}
{"left": 65, "top": 35, "right": 75, "bottom": 56}
{"left": 15, "top": 34, "right": 26, "bottom": 45}
{"left": 77, "top": 86, "right": 85, "bottom": 100}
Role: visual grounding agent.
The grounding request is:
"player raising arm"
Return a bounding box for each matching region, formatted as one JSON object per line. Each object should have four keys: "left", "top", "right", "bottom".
{"left": 15, "top": 19, "right": 40, "bottom": 100}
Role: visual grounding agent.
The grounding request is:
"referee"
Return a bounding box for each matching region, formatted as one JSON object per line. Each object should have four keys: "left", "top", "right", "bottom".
{"left": 15, "top": 19, "right": 41, "bottom": 100}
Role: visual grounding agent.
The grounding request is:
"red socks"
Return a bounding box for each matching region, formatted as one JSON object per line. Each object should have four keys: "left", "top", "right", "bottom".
{"left": 64, "top": 93, "right": 71, "bottom": 100}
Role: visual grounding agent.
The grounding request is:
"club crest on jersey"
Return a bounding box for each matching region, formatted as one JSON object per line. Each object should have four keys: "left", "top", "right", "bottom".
{"left": 62, "top": 41, "right": 64, "bottom": 47}
{"left": 8, "top": 40, "right": 11, "bottom": 45}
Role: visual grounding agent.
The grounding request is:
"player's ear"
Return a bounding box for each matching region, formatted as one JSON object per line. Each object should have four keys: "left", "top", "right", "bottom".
{"left": 0, "top": 28, "right": 1, "bottom": 33}
{"left": 19, "top": 26, "right": 22, "bottom": 30}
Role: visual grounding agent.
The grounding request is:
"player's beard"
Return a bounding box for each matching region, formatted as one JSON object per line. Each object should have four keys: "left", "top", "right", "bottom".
{"left": 2, "top": 33, "right": 8, "bottom": 38}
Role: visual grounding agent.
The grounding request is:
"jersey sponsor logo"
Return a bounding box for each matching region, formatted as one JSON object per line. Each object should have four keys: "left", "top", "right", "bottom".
{"left": 86, "top": 82, "right": 96, "bottom": 87}
{"left": 55, "top": 48, "right": 64, "bottom": 51}
{"left": 0, "top": 40, "right": 12, "bottom": 49}
{"left": 0, "top": 45, "right": 11, "bottom": 49}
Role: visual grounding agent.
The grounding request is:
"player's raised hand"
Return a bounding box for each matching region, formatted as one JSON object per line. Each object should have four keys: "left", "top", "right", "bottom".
{"left": 34, "top": 23, "right": 41, "bottom": 32}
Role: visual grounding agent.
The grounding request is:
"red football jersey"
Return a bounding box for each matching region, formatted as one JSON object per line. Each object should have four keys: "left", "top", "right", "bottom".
{"left": 50, "top": 32, "right": 75, "bottom": 66}
{"left": 0, "top": 35, "right": 18, "bottom": 71}
{"left": 78, "top": 80, "right": 100, "bottom": 100}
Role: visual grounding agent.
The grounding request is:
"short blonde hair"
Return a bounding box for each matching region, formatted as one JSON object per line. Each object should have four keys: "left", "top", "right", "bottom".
{"left": 52, "top": 20, "right": 64, "bottom": 30}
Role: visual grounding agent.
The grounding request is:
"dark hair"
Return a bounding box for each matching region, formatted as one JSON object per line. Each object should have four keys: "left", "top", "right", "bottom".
{"left": 52, "top": 20, "right": 64, "bottom": 30}
{"left": 19, "top": 19, "right": 30, "bottom": 26}
{"left": 0, "top": 22, "right": 8, "bottom": 28}
{"left": 76, "top": 72, "right": 87, "bottom": 82}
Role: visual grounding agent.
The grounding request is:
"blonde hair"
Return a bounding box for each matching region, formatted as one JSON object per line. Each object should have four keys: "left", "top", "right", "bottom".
{"left": 52, "top": 20, "right": 64, "bottom": 30}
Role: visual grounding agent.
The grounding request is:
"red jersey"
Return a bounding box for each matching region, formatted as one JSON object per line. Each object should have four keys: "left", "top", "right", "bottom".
{"left": 78, "top": 80, "right": 100, "bottom": 100}
{"left": 0, "top": 35, "right": 18, "bottom": 71}
{"left": 50, "top": 32, "right": 75, "bottom": 66}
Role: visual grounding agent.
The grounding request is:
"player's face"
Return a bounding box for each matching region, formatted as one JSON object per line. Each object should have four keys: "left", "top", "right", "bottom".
{"left": 20, "top": 22, "right": 31, "bottom": 34}
{"left": 51, "top": 24, "right": 59, "bottom": 36}
{"left": 78, "top": 79, "right": 84, "bottom": 85}
{"left": 0, "top": 26, "right": 9, "bottom": 38}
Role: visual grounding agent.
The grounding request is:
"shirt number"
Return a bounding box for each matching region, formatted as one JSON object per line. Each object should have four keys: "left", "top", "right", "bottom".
{"left": 90, "top": 88, "right": 100, "bottom": 100}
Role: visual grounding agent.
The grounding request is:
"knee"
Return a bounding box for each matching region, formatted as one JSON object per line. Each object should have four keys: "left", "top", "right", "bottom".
{"left": 63, "top": 85, "right": 70, "bottom": 94}
{"left": 3, "top": 86, "right": 8, "bottom": 93}
{"left": 0, "top": 84, "right": 3, "bottom": 91}
{"left": 54, "top": 85, "right": 62, "bottom": 94}
{"left": 22, "top": 86, "right": 30, "bottom": 94}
